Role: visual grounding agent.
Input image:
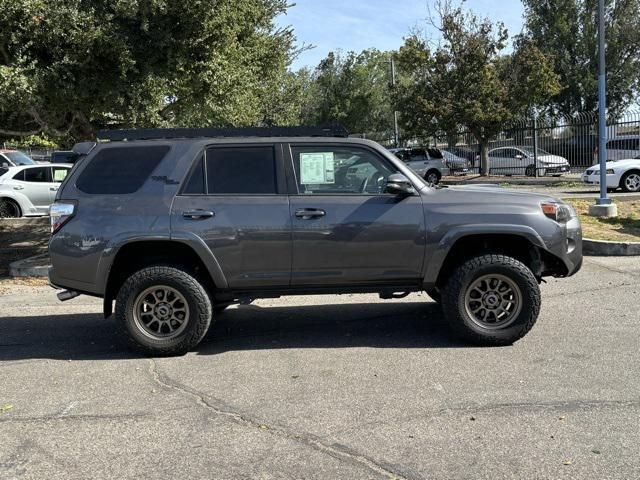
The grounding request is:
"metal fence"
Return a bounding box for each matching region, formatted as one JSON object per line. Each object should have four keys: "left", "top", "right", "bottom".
{"left": 357, "top": 110, "right": 640, "bottom": 177}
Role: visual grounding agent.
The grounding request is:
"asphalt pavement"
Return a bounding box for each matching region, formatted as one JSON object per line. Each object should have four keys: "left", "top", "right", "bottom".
{"left": 1, "top": 256, "right": 639, "bottom": 479}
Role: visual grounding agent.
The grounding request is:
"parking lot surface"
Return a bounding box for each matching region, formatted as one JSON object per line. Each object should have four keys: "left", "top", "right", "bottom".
{"left": 1, "top": 256, "right": 639, "bottom": 479}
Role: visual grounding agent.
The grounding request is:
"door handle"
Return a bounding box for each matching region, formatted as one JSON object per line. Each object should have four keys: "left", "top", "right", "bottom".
{"left": 13, "top": 185, "right": 24, "bottom": 190}
{"left": 295, "top": 208, "right": 326, "bottom": 219}
{"left": 183, "top": 210, "right": 214, "bottom": 220}
{"left": 50, "top": 187, "right": 59, "bottom": 191}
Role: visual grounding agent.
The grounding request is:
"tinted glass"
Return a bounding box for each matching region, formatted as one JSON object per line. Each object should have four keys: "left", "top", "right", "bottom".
{"left": 23, "top": 167, "right": 50, "bottom": 183}
{"left": 183, "top": 155, "right": 205, "bottom": 194}
{"left": 291, "top": 146, "right": 396, "bottom": 195}
{"left": 206, "top": 147, "right": 276, "bottom": 194}
{"left": 76, "top": 146, "right": 169, "bottom": 194}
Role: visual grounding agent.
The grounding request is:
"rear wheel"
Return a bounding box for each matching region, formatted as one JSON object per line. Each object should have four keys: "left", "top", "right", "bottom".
{"left": 525, "top": 165, "right": 536, "bottom": 177}
{"left": 620, "top": 171, "right": 640, "bottom": 192}
{"left": 441, "top": 254, "right": 541, "bottom": 346}
{"left": 424, "top": 169, "right": 441, "bottom": 185}
{"left": 0, "top": 198, "right": 21, "bottom": 218}
{"left": 115, "top": 266, "right": 212, "bottom": 356}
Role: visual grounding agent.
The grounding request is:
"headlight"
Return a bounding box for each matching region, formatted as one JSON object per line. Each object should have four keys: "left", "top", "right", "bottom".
{"left": 541, "top": 202, "right": 576, "bottom": 223}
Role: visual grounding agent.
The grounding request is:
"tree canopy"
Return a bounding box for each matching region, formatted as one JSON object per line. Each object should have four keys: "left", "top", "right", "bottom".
{"left": 521, "top": 0, "right": 640, "bottom": 117}
{"left": 395, "top": 3, "right": 560, "bottom": 172}
{"left": 0, "top": 0, "right": 296, "bottom": 141}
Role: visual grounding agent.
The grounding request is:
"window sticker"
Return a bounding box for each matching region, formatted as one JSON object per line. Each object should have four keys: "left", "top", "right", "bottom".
{"left": 300, "top": 152, "right": 335, "bottom": 184}
{"left": 53, "top": 169, "right": 68, "bottom": 182}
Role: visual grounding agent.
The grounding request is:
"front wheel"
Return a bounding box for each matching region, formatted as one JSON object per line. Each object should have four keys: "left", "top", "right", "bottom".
{"left": 115, "top": 266, "right": 213, "bottom": 356}
{"left": 620, "top": 171, "right": 640, "bottom": 192}
{"left": 441, "top": 254, "right": 541, "bottom": 346}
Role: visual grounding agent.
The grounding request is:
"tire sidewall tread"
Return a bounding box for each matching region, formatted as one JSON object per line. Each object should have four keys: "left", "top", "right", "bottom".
{"left": 441, "top": 254, "right": 541, "bottom": 346}
{"left": 115, "top": 266, "right": 212, "bottom": 356}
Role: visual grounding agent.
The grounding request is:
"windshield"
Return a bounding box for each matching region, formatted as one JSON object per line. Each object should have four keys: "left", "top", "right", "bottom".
{"left": 4, "top": 151, "right": 35, "bottom": 165}
{"left": 520, "top": 147, "right": 551, "bottom": 157}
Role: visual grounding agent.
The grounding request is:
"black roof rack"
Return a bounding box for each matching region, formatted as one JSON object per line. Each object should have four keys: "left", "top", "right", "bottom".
{"left": 97, "top": 125, "right": 349, "bottom": 142}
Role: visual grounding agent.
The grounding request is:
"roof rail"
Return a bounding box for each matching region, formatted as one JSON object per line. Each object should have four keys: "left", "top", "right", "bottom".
{"left": 97, "top": 125, "right": 349, "bottom": 142}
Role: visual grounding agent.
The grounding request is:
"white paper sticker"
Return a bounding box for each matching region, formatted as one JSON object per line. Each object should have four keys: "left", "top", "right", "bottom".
{"left": 300, "top": 152, "right": 335, "bottom": 184}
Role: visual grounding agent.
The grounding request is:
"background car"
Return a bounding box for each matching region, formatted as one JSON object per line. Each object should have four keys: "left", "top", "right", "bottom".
{"left": 582, "top": 158, "right": 640, "bottom": 192}
{"left": 486, "top": 146, "right": 570, "bottom": 176}
{"left": 0, "top": 149, "right": 37, "bottom": 168}
{"left": 389, "top": 147, "right": 451, "bottom": 184}
{"left": 0, "top": 164, "right": 72, "bottom": 217}
{"left": 441, "top": 149, "right": 469, "bottom": 173}
{"left": 605, "top": 136, "right": 640, "bottom": 161}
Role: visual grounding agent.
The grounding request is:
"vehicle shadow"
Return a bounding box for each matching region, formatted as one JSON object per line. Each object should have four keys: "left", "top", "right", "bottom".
{"left": 0, "top": 302, "right": 470, "bottom": 362}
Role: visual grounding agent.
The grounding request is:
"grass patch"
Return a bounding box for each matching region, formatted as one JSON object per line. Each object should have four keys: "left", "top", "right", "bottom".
{"left": 565, "top": 198, "right": 640, "bottom": 242}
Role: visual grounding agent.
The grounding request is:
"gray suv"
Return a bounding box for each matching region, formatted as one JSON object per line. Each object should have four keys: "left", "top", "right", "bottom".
{"left": 48, "top": 128, "right": 582, "bottom": 355}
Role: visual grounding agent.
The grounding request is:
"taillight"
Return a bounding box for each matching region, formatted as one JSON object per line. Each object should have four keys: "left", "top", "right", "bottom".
{"left": 50, "top": 201, "right": 76, "bottom": 234}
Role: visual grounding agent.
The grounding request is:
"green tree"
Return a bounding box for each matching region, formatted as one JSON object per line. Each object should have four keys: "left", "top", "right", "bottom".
{"left": 302, "top": 49, "right": 395, "bottom": 135}
{"left": 395, "top": 3, "right": 560, "bottom": 174}
{"left": 521, "top": 0, "right": 640, "bottom": 117}
{"left": 0, "top": 0, "right": 296, "bottom": 142}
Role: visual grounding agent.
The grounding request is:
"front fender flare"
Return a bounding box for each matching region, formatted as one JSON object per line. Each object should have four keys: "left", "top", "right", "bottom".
{"left": 423, "top": 224, "right": 547, "bottom": 287}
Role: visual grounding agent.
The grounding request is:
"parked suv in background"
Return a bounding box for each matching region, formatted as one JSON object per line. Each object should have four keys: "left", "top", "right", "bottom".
{"left": 389, "top": 147, "right": 467, "bottom": 184}
{"left": 49, "top": 128, "right": 582, "bottom": 356}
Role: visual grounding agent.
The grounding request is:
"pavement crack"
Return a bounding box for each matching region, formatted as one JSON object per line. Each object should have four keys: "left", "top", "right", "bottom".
{"left": 0, "top": 412, "right": 148, "bottom": 424}
{"left": 148, "top": 359, "right": 415, "bottom": 480}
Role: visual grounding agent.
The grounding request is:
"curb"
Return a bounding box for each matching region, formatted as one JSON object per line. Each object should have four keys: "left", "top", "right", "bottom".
{"left": 583, "top": 238, "right": 640, "bottom": 256}
{"left": 9, "top": 253, "right": 49, "bottom": 277}
{"left": 0, "top": 217, "right": 48, "bottom": 226}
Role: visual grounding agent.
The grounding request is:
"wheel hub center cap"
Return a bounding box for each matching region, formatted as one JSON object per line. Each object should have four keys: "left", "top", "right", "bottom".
{"left": 155, "top": 304, "right": 172, "bottom": 320}
{"left": 483, "top": 293, "right": 500, "bottom": 308}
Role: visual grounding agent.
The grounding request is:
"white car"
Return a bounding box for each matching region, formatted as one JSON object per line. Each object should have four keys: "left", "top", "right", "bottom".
{"left": 0, "top": 164, "right": 72, "bottom": 217}
{"left": 389, "top": 147, "right": 466, "bottom": 184}
{"left": 487, "top": 146, "right": 571, "bottom": 176}
{"left": 582, "top": 158, "right": 640, "bottom": 192}
{"left": 0, "top": 149, "right": 38, "bottom": 167}
{"left": 605, "top": 136, "right": 640, "bottom": 161}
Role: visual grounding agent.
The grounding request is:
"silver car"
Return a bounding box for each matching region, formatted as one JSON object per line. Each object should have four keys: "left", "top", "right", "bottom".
{"left": 0, "top": 164, "right": 72, "bottom": 217}
{"left": 487, "top": 146, "right": 571, "bottom": 176}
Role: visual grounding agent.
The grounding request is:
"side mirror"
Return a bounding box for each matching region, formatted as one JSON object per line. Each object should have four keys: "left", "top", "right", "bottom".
{"left": 385, "top": 173, "right": 414, "bottom": 195}
{"left": 1, "top": 162, "right": 8, "bottom": 168}
{"left": 514, "top": 154, "right": 524, "bottom": 160}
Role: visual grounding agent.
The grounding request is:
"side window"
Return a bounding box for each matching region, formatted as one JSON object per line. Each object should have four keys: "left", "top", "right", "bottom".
{"left": 489, "top": 149, "right": 502, "bottom": 158}
{"left": 52, "top": 167, "right": 69, "bottom": 183}
{"left": 12, "top": 170, "right": 25, "bottom": 181}
{"left": 76, "top": 146, "right": 169, "bottom": 194}
{"left": 182, "top": 155, "right": 205, "bottom": 194}
{"left": 206, "top": 146, "right": 277, "bottom": 194}
{"left": 23, "top": 167, "right": 51, "bottom": 183}
{"left": 291, "top": 146, "right": 396, "bottom": 195}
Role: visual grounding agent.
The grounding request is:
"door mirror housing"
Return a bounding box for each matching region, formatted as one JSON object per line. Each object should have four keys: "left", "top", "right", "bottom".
{"left": 514, "top": 154, "right": 524, "bottom": 160}
{"left": 385, "top": 173, "right": 414, "bottom": 195}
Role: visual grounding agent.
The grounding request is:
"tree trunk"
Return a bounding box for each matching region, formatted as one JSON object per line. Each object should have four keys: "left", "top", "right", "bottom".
{"left": 480, "top": 141, "right": 489, "bottom": 176}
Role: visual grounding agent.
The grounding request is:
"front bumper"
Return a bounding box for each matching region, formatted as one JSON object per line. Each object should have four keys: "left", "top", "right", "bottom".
{"left": 544, "top": 165, "right": 570, "bottom": 175}
{"left": 581, "top": 172, "right": 620, "bottom": 188}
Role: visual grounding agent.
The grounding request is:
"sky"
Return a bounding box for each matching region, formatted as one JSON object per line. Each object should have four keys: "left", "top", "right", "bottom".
{"left": 276, "top": 0, "right": 525, "bottom": 70}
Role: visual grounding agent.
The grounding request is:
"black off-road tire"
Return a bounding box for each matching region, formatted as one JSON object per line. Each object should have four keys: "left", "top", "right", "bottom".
{"left": 441, "top": 254, "right": 541, "bottom": 346}
{"left": 115, "top": 266, "right": 212, "bottom": 356}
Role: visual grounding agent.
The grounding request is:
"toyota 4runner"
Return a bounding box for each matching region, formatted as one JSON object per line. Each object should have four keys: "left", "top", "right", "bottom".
{"left": 48, "top": 127, "right": 582, "bottom": 355}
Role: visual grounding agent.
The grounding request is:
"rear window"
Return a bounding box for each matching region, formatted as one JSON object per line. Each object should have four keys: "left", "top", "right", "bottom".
{"left": 76, "top": 146, "right": 169, "bottom": 194}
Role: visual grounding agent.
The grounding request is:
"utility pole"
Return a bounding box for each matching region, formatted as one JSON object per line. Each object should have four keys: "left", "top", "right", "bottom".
{"left": 590, "top": 0, "right": 617, "bottom": 217}
{"left": 390, "top": 57, "right": 400, "bottom": 148}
